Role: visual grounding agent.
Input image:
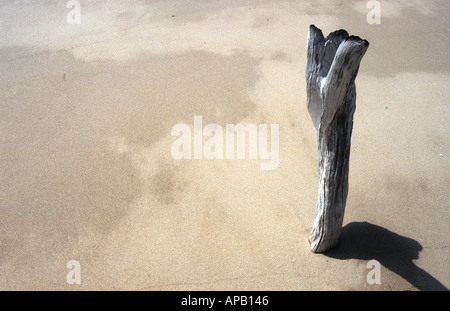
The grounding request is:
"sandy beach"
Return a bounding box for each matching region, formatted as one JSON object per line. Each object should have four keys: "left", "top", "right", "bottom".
{"left": 0, "top": 0, "right": 449, "bottom": 290}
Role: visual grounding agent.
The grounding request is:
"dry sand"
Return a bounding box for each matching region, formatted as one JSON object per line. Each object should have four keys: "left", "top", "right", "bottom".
{"left": 0, "top": 0, "right": 449, "bottom": 290}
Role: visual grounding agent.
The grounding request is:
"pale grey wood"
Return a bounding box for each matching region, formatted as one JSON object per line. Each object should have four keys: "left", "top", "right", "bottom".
{"left": 306, "top": 25, "right": 369, "bottom": 253}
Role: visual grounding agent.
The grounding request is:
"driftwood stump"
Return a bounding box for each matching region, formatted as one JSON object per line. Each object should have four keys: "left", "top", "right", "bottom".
{"left": 306, "top": 25, "right": 369, "bottom": 253}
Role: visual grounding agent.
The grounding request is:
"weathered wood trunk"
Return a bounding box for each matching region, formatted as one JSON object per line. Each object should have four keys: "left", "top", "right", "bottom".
{"left": 306, "top": 25, "right": 369, "bottom": 253}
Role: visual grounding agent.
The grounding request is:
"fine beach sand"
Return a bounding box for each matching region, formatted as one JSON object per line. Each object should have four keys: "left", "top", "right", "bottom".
{"left": 0, "top": 0, "right": 449, "bottom": 290}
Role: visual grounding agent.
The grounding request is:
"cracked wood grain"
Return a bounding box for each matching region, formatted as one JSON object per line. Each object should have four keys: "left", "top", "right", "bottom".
{"left": 306, "top": 25, "right": 369, "bottom": 253}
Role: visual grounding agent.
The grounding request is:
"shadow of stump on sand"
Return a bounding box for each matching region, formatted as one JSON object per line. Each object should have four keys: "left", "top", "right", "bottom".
{"left": 325, "top": 222, "right": 448, "bottom": 291}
